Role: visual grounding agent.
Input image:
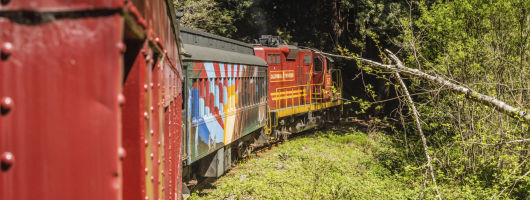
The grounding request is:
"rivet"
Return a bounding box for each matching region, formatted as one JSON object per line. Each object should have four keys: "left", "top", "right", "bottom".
{"left": 1, "top": 152, "right": 15, "bottom": 171}
{"left": 144, "top": 139, "right": 149, "bottom": 146}
{"left": 144, "top": 112, "right": 149, "bottom": 119}
{"left": 145, "top": 196, "right": 149, "bottom": 200}
{"left": 157, "top": 160, "right": 161, "bottom": 164}
{"left": 1, "top": 42, "right": 13, "bottom": 57}
{"left": 150, "top": 153, "right": 154, "bottom": 159}
{"left": 145, "top": 168, "right": 149, "bottom": 174}
{"left": 162, "top": 187, "right": 165, "bottom": 191}
{"left": 150, "top": 106, "right": 154, "bottom": 111}
{"left": 116, "top": 42, "right": 126, "bottom": 53}
{"left": 117, "top": 94, "right": 126, "bottom": 107}
{"left": 157, "top": 141, "right": 161, "bottom": 146}
{"left": 143, "top": 84, "right": 148, "bottom": 91}
{"left": 112, "top": 179, "right": 120, "bottom": 190}
{"left": 150, "top": 176, "right": 154, "bottom": 182}
{"left": 154, "top": 37, "right": 160, "bottom": 43}
{"left": 1, "top": 97, "right": 14, "bottom": 115}
{"left": 150, "top": 130, "right": 154, "bottom": 135}
{"left": 150, "top": 83, "right": 154, "bottom": 88}
{"left": 118, "top": 147, "right": 126, "bottom": 161}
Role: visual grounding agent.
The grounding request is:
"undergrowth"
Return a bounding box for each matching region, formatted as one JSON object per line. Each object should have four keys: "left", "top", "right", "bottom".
{"left": 190, "top": 127, "right": 493, "bottom": 199}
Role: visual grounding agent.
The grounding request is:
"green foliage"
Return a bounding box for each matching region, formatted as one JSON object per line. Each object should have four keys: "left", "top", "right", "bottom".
{"left": 190, "top": 129, "right": 493, "bottom": 199}
{"left": 395, "top": 0, "right": 530, "bottom": 199}
{"left": 174, "top": 0, "right": 251, "bottom": 37}
{"left": 175, "top": 0, "right": 529, "bottom": 198}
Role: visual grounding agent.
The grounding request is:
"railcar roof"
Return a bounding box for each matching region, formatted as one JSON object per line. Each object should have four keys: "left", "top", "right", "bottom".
{"left": 180, "top": 27, "right": 267, "bottom": 67}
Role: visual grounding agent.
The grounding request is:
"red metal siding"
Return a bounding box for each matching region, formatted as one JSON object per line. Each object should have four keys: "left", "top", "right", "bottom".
{"left": 121, "top": 0, "right": 182, "bottom": 199}
{"left": 0, "top": 14, "right": 123, "bottom": 200}
{"left": 0, "top": 0, "right": 123, "bottom": 11}
{"left": 122, "top": 49, "right": 148, "bottom": 200}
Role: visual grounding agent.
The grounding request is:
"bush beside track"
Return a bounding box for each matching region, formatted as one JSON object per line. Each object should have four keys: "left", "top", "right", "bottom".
{"left": 189, "top": 123, "right": 492, "bottom": 199}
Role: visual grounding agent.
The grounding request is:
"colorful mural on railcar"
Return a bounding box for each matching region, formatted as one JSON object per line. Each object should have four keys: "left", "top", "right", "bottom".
{"left": 184, "top": 61, "right": 268, "bottom": 163}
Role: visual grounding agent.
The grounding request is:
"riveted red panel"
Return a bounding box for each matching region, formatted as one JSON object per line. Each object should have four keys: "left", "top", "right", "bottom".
{"left": 0, "top": 0, "right": 123, "bottom": 11}
{"left": 122, "top": 48, "right": 147, "bottom": 200}
{"left": 0, "top": 14, "right": 123, "bottom": 200}
{"left": 121, "top": 0, "right": 183, "bottom": 199}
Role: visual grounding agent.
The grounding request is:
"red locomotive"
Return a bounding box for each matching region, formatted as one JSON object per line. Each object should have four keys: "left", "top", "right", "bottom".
{"left": 0, "top": 1, "right": 342, "bottom": 200}
{"left": 254, "top": 35, "right": 342, "bottom": 139}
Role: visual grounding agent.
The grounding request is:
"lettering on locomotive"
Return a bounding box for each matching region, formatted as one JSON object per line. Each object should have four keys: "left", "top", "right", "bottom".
{"left": 270, "top": 70, "right": 295, "bottom": 82}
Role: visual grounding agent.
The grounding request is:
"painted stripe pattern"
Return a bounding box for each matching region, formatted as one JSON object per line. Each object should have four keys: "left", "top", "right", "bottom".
{"left": 185, "top": 62, "right": 267, "bottom": 163}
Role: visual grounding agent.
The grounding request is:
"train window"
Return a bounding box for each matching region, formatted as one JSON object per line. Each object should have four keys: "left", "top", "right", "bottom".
{"left": 258, "top": 77, "right": 265, "bottom": 103}
{"left": 304, "top": 55, "right": 312, "bottom": 65}
{"left": 253, "top": 77, "right": 257, "bottom": 105}
{"left": 241, "top": 77, "right": 244, "bottom": 107}
{"left": 244, "top": 77, "right": 250, "bottom": 106}
{"left": 248, "top": 77, "right": 251, "bottom": 106}
{"left": 221, "top": 78, "right": 225, "bottom": 111}
{"left": 314, "top": 57, "right": 323, "bottom": 72}
{"left": 267, "top": 54, "right": 281, "bottom": 65}
{"left": 219, "top": 78, "right": 224, "bottom": 114}
{"left": 199, "top": 79, "right": 204, "bottom": 117}
{"left": 230, "top": 78, "right": 236, "bottom": 109}
{"left": 205, "top": 78, "right": 209, "bottom": 115}
{"left": 192, "top": 79, "right": 197, "bottom": 119}
{"left": 238, "top": 77, "right": 242, "bottom": 108}
{"left": 242, "top": 77, "right": 245, "bottom": 107}
{"left": 214, "top": 78, "right": 219, "bottom": 113}
{"left": 208, "top": 78, "right": 215, "bottom": 115}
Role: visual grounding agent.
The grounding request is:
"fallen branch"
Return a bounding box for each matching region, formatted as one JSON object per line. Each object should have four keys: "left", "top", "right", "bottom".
{"left": 394, "top": 71, "right": 442, "bottom": 200}
{"left": 321, "top": 51, "right": 530, "bottom": 123}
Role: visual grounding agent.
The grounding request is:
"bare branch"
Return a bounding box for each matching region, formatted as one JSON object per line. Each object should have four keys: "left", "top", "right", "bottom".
{"left": 394, "top": 71, "right": 442, "bottom": 200}
{"left": 320, "top": 51, "right": 530, "bottom": 123}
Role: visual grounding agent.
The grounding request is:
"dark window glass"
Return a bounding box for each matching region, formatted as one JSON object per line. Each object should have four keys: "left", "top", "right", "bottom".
{"left": 314, "top": 57, "right": 323, "bottom": 72}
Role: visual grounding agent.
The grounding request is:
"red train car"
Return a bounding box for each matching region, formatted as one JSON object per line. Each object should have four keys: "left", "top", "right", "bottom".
{"left": 253, "top": 36, "right": 342, "bottom": 138}
{"left": 0, "top": 0, "right": 183, "bottom": 199}
{"left": 1, "top": 1, "right": 343, "bottom": 199}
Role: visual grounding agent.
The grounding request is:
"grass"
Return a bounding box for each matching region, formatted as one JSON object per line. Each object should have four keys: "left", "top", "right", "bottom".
{"left": 189, "top": 125, "right": 490, "bottom": 200}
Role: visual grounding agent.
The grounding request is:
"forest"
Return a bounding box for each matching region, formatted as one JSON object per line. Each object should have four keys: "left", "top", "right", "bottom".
{"left": 175, "top": 0, "right": 529, "bottom": 199}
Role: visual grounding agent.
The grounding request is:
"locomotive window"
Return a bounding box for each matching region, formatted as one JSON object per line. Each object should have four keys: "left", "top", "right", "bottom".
{"left": 303, "top": 55, "right": 312, "bottom": 65}
{"left": 314, "top": 57, "right": 323, "bottom": 72}
{"left": 267, "top": 54, "right": 281, "bottom": 65}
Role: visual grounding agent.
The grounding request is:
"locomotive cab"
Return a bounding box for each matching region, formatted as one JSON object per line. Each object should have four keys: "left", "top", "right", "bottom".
{"left": 253, "top": 35, "right": 342, "bottom": 139}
